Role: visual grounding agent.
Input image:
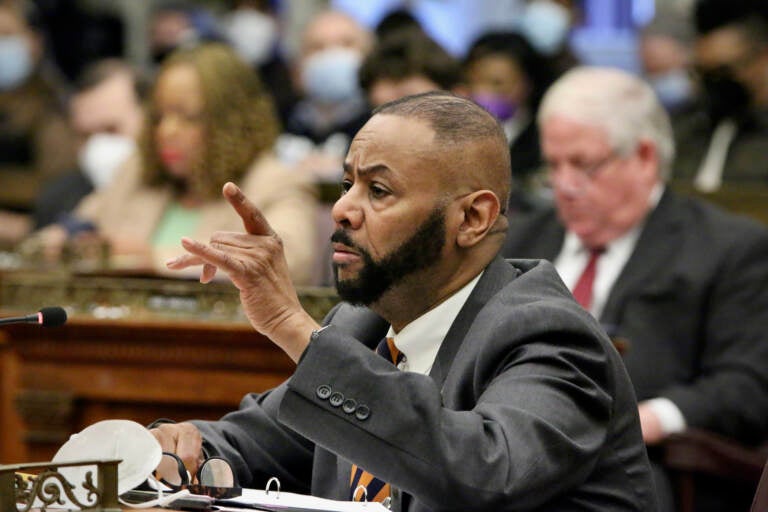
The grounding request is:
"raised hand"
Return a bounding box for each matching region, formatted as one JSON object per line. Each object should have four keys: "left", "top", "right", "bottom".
{"left": 166, "top": 183, "right": 318, "bottom": 361}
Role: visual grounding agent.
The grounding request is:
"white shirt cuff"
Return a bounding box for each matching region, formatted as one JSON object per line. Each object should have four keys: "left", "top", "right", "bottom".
{"left": 644, "top": 397, "right": 687, "bottom": 435}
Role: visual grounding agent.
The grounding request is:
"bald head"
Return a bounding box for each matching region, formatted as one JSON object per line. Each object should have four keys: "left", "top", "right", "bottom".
{"left": 374, "top": 91, "right": 511, "bottom": 212}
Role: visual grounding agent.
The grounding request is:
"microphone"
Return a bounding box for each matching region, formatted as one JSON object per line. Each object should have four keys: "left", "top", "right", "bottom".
{"left": 0, "top": 307, "right": 68, "bottom": 327}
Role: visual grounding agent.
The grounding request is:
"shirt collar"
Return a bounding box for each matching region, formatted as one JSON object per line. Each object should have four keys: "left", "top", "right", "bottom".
{"left": 385, "top": 272, "right": 484, "bottom": 374}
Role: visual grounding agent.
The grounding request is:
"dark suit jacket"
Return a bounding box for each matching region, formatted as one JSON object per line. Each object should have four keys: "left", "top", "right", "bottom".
{"left": 503, "top": 189, "right": 768, "bottom": 445}
{"left": 33, "top": 170, "right": 93, "bottom": 229}
{"left": 193, "top": 257, "right": 657, "bottom": 511}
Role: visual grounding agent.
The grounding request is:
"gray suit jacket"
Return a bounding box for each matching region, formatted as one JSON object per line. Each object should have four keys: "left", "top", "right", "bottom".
{"left": 194, "top": 257, "right": 657, "bottom": 511}
{"left": 503, "top": 189, "right": 768, "bottom": 445}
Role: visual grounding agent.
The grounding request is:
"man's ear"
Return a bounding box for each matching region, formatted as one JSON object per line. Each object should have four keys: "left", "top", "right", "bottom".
{"left": 636, "top": 139, "right": 660, "bottom": 183}
{"left": 456, "top": 190, "right": 501, "bottom": 248}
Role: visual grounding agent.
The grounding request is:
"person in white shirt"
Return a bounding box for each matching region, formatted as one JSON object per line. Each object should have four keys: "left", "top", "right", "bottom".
{"left": 503, "top": 66, "right": 768, "bottom": 512}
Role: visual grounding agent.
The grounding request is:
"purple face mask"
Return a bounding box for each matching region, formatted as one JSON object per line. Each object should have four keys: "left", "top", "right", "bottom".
{"left": 471, "top": 93, "right": 517, "bottom": 121}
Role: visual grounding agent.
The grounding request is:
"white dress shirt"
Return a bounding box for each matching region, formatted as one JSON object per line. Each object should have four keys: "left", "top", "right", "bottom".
{"left": 385, "top": 272, "right": 483, "bottom": 375}
{"left": 553, "top": 184, "right": 686, "bottom": 436}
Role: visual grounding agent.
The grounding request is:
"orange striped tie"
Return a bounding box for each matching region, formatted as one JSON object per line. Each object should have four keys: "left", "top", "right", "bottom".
{"left": 349, "top": 337, "right": 402, "bottom": 502}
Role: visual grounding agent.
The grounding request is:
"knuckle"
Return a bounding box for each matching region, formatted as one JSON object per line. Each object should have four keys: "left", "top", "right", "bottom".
{"left": 265, "top": 234, "right": 284, "bottom": 253}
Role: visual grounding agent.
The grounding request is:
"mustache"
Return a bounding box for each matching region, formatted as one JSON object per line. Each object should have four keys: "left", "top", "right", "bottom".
{"left": 330, "top": 229, "right": 357, "bottom": 249}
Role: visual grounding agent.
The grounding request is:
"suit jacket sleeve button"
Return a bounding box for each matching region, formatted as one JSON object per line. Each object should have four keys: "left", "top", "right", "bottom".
{"left": 329, "top": 392, "right": 344, "bottom": 407}
{"left": 316, "top": 384, "right": 332, "bottom": 400}
{"left": 342, "top": 398, "right": 357, "bottom": 414}
{"left": 355, "top": 404, "right": 371, "bottom": 421}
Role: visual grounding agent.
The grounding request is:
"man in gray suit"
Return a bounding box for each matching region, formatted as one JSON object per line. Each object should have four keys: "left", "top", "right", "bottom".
{"left": 502, "top": 67, "right": 768, "bottom": 511}
{"left": 155, "top": 92, "right": 657, "bottom": 510}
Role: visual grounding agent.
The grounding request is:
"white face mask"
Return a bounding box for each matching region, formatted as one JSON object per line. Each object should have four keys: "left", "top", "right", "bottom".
{"left": 223, "top": 8, "right": 278, "bottom": 66}
{"left": 78, "top": 133, "right": 136, "bottom": 189}
{"left": 648, "top": 69, "right": 693, "bottom": 111}
{"left": 520, "top": 0, "right": 571, "bottom": 56}
{"left": 52, "top": 420, "right": 162, "bottom": 501}
{"left": 300, "top": 46, "right": 363, "bottom": 103}
{"left": 0, "top": 35, "right": 33, "bottom": 90}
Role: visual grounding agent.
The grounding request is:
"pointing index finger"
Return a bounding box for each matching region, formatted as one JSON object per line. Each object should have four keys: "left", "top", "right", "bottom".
{"left": 223, "top": 182, "right": 275, "bottom": 236}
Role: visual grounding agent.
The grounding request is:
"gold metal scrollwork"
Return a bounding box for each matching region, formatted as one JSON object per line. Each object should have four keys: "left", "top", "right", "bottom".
{"left": 0, "top": 459, "right": 120, "bottom": 512}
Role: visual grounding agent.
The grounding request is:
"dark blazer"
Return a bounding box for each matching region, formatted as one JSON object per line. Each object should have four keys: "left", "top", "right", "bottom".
{"left": 502, "top": 189, "right": 768, "bottom": 445}
{"left": 194, "top": 258, "right": 657, "bottom": 511}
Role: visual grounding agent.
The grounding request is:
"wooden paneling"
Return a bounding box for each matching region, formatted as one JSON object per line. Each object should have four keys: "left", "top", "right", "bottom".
{"left": 0, "top": 317, "right": 295, "bottom": 463}
{"left": 0, "top": 271, "right": 338, "bottom": 464}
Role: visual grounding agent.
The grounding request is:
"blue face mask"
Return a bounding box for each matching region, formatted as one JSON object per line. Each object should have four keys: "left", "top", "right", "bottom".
{"left": 520, "top": 0, "right": 571, "bottom": 56}
{"left": 0, "top": 36, "right": 33, "bottom": 91}
{"left": 300, "top": 46, "right": 362, "bottom": 104}
{"left": 648, "top": 69, "right": 693, "bottom": 112}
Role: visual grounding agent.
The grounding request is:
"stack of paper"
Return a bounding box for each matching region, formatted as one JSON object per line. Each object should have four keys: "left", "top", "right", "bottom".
{"left": 218, "top": 488, "right": 390, "bottom": 512}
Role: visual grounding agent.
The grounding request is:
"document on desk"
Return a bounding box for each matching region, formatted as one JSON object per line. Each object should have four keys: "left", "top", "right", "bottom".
{"left": 218, "top": 488, "right": 389, "bottom": 512}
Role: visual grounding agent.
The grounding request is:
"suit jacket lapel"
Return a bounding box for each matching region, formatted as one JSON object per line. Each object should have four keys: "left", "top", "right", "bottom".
{"left": 600, "top": 189, "right": 685, "bottom": 326}
{"left": 429, "top": 257, "right": 521, "bottom": 388}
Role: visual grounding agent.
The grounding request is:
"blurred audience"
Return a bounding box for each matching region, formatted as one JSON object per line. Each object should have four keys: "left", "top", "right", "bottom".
{"left": 372, "top": 7, "right": 425, "bottom": 42}
{"left": 33, "top": 59, "right": 146, "bottom": 230}
{"left": 33, "top": 0, "right": 124, "bottom": 83}
{"left": 673, "top": 0, "right": 768, "bottom": 191}
{"left": 464, "top": 31, "right": 557, "bottom": 211}
{"left": 220, "top": 0, "right": 297, "bottom": 125}
{"left": 276, "top": 10, "right": 373, "bottom": 181}
{"left": 360, "top": 30, "right": 464, "bottom": 108}
{"left": 0, "top": 2, "right": 76, "bottom": 247}
{"left": 29, "top": 44, "right": 317, "bottom": 284}
{"left": 518, "top": 0, "right": 581, "bottom": 74}
{"left": 502, "top": 66, "right": 768, "bottom": 511}
{"left": 639, "top": 2, "right": 697, "bottom": 115}
{"left": 148, "top": 1, "right": 221, "bottom": 67}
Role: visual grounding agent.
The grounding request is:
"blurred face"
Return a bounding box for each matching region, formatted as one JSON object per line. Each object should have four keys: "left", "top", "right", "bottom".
{"left": 150, "top": 11, "right": 192, "bottom": 55}
{"left": 70, "top": 73, "right": 143, "bottom": 146}
{"left": 466, "top": 54, "right": 529, "bottom": 105}
{"left": 0, "top": 7, "right": 23, "bottom": 34}
{"left": 695, "top": 26, "right": 768, "bottom": 104}
{"left": 368, "top": 75, "right": 440, "bottom": 108}
{"left": 0, "top": 6, "right": 40, "bottom": 59}
{"left": 152, "top": 64, "right": 205, "bottom": 179}
{"left": 541, "top": 115, "right": 657, "bottom": 248}
{"left": 300, "top": 12, "right": 370, "bottom": 58}
{"left": 640, "top": 34, "right": 689, "bottom": 76}
{"left": 331, "top": 114, "right": 451, "bottom": 305}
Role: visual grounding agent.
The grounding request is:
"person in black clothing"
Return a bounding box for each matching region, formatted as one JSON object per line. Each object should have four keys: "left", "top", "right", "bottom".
{"left": 672, "top": 0, "right": 768, "bottom": 190}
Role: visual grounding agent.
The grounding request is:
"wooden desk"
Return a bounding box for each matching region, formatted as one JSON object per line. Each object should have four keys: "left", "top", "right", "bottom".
{"left": 0, "top": 270, "right": 338, "bottom": 464}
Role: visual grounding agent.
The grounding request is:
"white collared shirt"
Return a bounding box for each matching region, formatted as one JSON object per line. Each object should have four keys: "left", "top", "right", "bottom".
{"left": 385, "top": 272, "right": 483, "bottom": 375}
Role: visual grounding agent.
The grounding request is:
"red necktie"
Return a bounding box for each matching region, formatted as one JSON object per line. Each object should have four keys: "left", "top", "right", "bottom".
{"left": 349, "top": 337, "right": 402, "bottom": 502}
{"left": 572, "top": 248, "right": 603, "bottom": 310}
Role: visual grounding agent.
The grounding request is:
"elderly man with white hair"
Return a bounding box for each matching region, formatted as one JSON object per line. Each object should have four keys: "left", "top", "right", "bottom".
{"left": 503, "top": 66, "right": 768, "bottom": 512}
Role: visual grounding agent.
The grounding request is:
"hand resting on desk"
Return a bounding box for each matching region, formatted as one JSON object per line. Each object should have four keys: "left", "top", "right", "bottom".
{"left": 150, "top": 422, "right": 204, "bottom": 479}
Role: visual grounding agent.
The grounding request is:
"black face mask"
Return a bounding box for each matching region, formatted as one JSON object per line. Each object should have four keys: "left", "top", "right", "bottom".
{"left": 699, "top": 68, "right": 752, "bottom": 122}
